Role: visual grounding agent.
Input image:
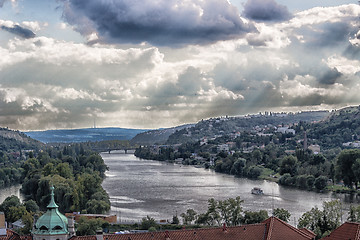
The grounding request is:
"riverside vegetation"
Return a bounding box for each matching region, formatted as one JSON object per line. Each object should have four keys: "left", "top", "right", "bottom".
{"left": 0, "top": 143, "right": 110, "bottom": 234}
{"left": 135, "top": 106, "right": 360, "bottom": 194}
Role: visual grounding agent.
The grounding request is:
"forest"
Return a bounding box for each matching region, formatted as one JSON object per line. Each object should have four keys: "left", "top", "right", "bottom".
{"left": 0, "top": 143, "right": 110, "bottom": 234}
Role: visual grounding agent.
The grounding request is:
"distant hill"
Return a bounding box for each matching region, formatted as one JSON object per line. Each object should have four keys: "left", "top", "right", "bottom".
{"left": 0, "top": 127, "right": 43, "bottom": 151}
{"left": 130, "top": 124, "right": 195, "bottom": 145}
{"left": 307, "top": 106, "right": 360, "bottom": 148}
{"left": 166, "top": 111, "right": 330, "bottom": 144}
{"left": 25, "top": 127, "right": 148, "bottom": 143}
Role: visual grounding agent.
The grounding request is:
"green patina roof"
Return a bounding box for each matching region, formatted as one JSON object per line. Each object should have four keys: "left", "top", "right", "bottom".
{"left": 32, "top": 186, "right": 69, "bottom": 235}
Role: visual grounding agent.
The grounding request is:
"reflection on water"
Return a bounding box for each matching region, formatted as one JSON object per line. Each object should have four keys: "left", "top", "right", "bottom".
{"left": 101, "top": 153, "right": 360, "bottom": 224}
{"left": 0, "top": 184, "right": 23, "bottom": 203}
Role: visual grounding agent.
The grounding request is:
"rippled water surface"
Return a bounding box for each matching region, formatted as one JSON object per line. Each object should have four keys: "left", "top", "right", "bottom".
{"left": 0, "top": 184, "right": 23, "bottom": 203}
{"left": 101, "top": 153, "right": 360, "bottom": 224}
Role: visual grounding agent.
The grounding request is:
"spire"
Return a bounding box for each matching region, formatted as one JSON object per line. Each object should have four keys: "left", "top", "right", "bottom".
{"left": 47, "top": 185, "right": 59, "bottom": 209}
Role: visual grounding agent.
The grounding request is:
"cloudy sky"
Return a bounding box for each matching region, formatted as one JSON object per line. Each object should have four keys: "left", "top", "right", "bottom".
{"left": 0, "top": 0, "right": 359, "bottom": 131}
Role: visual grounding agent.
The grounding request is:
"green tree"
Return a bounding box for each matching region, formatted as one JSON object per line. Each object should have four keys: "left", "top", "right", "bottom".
{"left": 273, "top": 208, "right": 291, "bottom": 222}
{"left": 322, "top": 200, "right": 342, "bottom": 230}
{"left": 20, "top": 211, "right": 33, "bottom": 235}
{"left": 311, "top": 154, "right": 326, "bottom": 165}
{"left": 7, "top": 205, "right": 28, "bottom": 223}
{"left": 76, "top": 216, "right": 107, "bottom": 236}
{"left": 205, "top": 198, "right": 221, "bottom": 226}
{"left": 195, "top": 213, "right": 209, "bottom": 225}
{"left": 140, "top": 216, "right": 157, "bottom": 230}
{"left": 242, "top": 210, "right": 268, "bottom": 224}
{"left": 336, "top": 149, "right": 360, "bottom": 188}
{"left": 55, "top": 162, "right": 73, "bottom": 179}
{"left": 298, "top": 207, "right": 323, "bottom": 238}
{"left": 296, "top": 175, "right": 308, "bottom": 190}
{"left": 172, "top": 215, "right": 180, "bottom": 224}
{"left": 348, "top": 205, "right": 360, "bottom": 222}
{"left": 230, "top": 158, "right": 246, "bottom": 176}
{"left": 85, "top": 199, "right": 110, "bottom": 214}
{"left": 42, "top": 163, "right": 55, "bottom": 176}
{"left": 0, "top": 195, "right": 21, "bottom": 220}
{"left": 298, "top": 200, "right": 342, "bottom": 239}
{"left": 24, "top": 200, "right": 39, "bottom": 213}
{"left": 352, "top": 158, "right": 360, "bottom": 186}
{"left": 247, "top": 166, "right": 262, "bottom": 179}
{"left": 227, "top": 197, "right": 244, "bottom": 226}
{"left": 314, "top": 176, "right": 328, "bottom": 191}
{"left": 279, "top": 173, "right": 295, "bottom": 186}
{"left": 180, "top": 209, "right": 197, "bottom": 225}
{"left": 306, "top": 175, "right": 316, "bottom": 190}
{"left": 280, "top": 155, "right": 298, "bottom": 176}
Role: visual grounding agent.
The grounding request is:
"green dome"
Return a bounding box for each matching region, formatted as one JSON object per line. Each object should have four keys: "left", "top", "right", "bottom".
{"left": 32, "top": 186, "right": 69, "bottom": 235}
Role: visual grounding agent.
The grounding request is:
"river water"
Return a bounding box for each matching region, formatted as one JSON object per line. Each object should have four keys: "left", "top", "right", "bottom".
{"left": 101, "top": 153, "right": 360, "bottom": 225}
{"left": 0, "top": 184, "right": 23, "bottom": 203}
{"left": 0, "top": 153, "right": 358, "bottom": 225}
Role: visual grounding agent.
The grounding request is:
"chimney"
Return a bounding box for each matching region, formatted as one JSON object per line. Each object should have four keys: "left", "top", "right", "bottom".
{"left": 96, "top": 229, "right": 103, "bottom": 240}
{"left": 165, "top": 230, "right": 170, "bottom": 240}
{"left": 67, "top": 216, "right": 76, "bottom": 237}
{"left": 223, "top": 223, "right": 227, "bottom": 232}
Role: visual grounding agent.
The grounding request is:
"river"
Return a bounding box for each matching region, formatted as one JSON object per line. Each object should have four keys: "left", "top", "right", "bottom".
{"left": 0, "top": 153, "right": 358, "bottom": 225}
{"left": 0, "top": 184, "right": 23, "bottom": 203}
{"left": 101, "top": 153, "right": 360, "bottom": 225}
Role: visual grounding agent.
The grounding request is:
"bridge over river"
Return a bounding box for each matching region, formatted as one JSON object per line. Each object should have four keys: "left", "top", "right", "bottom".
{"left": 92, "top": 148, "right": 137, "bottom": 154}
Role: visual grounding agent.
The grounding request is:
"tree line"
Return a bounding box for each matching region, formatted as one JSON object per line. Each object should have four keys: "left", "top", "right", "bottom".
{"left": 136, "top": 143, "right": 360, "bottom": 192}
{"left": 0, "top": 143, "right": 111, "bottom": 234}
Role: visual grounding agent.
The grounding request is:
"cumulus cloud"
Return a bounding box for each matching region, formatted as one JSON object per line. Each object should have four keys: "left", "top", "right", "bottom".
{"left": 242, "top": 0, "right": 292, "bottom": 22}
{"left": 1, "top": 3, "right": 360, "bottom": 130}
{"left": 22, "top": 21, "right": 42, "bottom": 32}
{"left": 60, "top": 0, "right": 254, "bottom": 46}
{"left": 1, "top": 24, "right": 36, "bottom": 38}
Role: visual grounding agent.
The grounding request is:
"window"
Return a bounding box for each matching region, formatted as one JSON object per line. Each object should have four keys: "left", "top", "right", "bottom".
{"left": 52, "top": 226, "right": 63, "bottom": 230}
{"left": 40, "top": 226, "right": 48, "bottom": 231}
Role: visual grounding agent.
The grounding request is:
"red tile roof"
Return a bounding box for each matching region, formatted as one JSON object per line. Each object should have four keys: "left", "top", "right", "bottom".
{"left": 103, "top": 224, "right": 266, "bottom": 240}
{"left": 321, "top": 222, "right": 360, "bottom": 240}
{"left": 0, "top": 229, "right": 23, "bottom": 240}
{"left": 70, "top": 236, "right": 96, "bottom": 240}
{"left": 71, "top": 217, "right": 314, "bottom": 240}
{"left": 262, "top": 217, "right": 315, "bottom": 240}
{"left": 299, "top": 228, "right": 316, "bottom": 239}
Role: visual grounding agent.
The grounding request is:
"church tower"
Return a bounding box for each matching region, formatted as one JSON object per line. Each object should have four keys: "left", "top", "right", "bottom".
{"left": 32, "top": 186, "right": 70, "bottom": 240}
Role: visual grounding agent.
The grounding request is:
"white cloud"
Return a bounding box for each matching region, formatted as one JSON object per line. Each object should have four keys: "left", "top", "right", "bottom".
{"left": 22, "top": 21, "right": 41, "bottom": 32}
{"left": 1, "top": 4, "right": 360, "bottom": 130}
{"left": 326, "top": 55, "right": 360, "bottom": 75}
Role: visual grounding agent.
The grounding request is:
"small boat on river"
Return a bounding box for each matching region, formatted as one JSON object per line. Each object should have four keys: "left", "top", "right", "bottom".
{"left": 251, "top": 187, "right": 264, "bottom": 195}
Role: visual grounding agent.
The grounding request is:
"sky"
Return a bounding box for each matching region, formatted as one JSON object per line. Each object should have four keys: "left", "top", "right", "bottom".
{"left": 0, "top": 0, "right": 359, "bottom": 131}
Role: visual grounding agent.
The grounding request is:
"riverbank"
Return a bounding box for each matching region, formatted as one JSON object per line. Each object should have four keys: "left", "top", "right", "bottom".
{"left": 101, "top": 153, "right": 356, "bottom": 224}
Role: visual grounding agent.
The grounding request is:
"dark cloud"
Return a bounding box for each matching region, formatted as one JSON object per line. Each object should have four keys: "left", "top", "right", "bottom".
{"left": 318, "top": 68, "right": 343, "bottom": 85}
{"left": 60, "top": 0, "right": 254, "bottom": 46}
{"left": 242, "top": 0, "right": 292, "bottom": 22}
{"left": 1, "top": 25, "right": 36, "bottom": 38}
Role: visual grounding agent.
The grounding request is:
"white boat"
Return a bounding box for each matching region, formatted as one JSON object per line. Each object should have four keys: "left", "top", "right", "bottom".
{"left": 251, "top": 187, "right": 264, "bottom": 195}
